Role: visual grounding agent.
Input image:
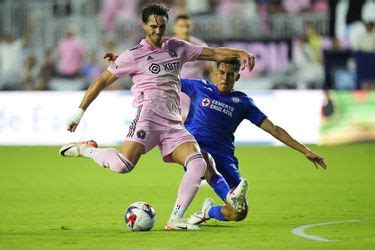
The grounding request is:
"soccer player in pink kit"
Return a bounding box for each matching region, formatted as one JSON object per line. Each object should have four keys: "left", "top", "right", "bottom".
{"left": 59, "top": 4, "right": 255, "bottom": 230}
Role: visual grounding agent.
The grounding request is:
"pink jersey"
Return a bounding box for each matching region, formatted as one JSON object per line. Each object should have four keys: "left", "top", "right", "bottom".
{"left": 107, "top": 38, "right": 203, "bottom": 123}
{"left": 179, "top": 36, "right": 211, "bottom": 79}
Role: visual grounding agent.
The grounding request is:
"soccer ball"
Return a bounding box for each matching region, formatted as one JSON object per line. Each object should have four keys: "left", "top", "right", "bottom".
{"left": 124, "top": 201, "right": 156, "bottom": 231}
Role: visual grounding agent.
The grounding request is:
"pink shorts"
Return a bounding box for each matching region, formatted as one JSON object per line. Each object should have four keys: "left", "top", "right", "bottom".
{"left": 125, "top": 108, "right": 196, "bottom": 163}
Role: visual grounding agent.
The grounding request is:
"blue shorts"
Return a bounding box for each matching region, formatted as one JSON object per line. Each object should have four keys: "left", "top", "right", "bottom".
{"left": 200, "top": 145, "right": 242, "bottom": 188}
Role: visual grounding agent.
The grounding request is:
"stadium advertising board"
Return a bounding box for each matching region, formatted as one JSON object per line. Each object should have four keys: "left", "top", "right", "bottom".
{"left": 1, "top": 90, "right": 373, "bottom": 146}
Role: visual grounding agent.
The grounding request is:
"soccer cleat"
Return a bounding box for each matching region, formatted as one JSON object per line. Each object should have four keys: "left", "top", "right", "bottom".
{"left": 226, "top": 178, "right": 249, "bottom": 213}
{"left": 59, "top": 140, "right": 98, "bottom": 157}
{"left": 165, "top": 217, "right": 201, "bottom": 230}
{"left": 187, "top": 198, "right": 214, "bottom": 225}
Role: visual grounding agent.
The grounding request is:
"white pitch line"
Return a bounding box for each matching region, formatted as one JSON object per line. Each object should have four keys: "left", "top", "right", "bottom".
{"left": 291, "top": 219, "right": 364, "bottom": 242}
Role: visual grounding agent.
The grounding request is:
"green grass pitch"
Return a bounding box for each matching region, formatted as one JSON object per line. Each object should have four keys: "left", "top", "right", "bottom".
{"left": 0, "top": 143, "right": 374, "bottom": 249}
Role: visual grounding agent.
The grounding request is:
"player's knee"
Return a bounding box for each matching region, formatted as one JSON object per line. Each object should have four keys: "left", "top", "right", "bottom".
{"left": 234, "top": 209, "right": 248, "bottom": 221}
{"left": 227, "top": 210, "right": 248, "bottom": 221}
{"left": 225, "top": 206, "right": 248, "bottom": 221}
{"left": 198, "top": 156, "right": 207, "bottom": 177}
{"left": 185, "top": 153, "right": 207, "bottom": 177}
{"left": 194, "top": 156, "right": 207, "bottom": 178}
{"left": 201, "top": 151, "right": 215, "bottom": 170}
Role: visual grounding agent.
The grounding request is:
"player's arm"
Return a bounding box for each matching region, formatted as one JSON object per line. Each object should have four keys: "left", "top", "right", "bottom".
{"left": 79, "top": 70, "right": 118, "bottom": 110}
{"left": 198, "top": 47, "right": 255, "bottom": 72}
{"left": 66, "top": 70, "right": 118, "bottom": 132}
{"left": 259, "top": 118, "right": 328, "bottom": 170}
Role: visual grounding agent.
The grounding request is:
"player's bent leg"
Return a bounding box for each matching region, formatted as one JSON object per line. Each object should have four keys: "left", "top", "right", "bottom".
{"left": 201, "top": 151, "right": 217, "bottom": 183}
{"left": 170, "top": 141, "right": 201, "bottom": 166}
{"left": 119, "top": 141, "right": 144, "bottom": 166}
{"left": 88, "top": 148, "right": 135, "bottom": 173}
{"left": 89, "top": 141, "right": 144, "bottom": 173}
{"left": 201, "top": 151, "right": 231, "bottom": 202}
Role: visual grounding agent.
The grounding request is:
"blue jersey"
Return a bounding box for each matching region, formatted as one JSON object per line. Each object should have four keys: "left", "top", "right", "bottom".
{"left": 181, "top": 78, "right": 266, "bottom": 154}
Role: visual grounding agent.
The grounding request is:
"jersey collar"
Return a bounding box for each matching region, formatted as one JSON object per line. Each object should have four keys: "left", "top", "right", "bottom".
{"left": 140, "top": 38, "right": 168, "bottom": 50}
{"left": 213, "top": 85, "right": 234, "bottom": 96}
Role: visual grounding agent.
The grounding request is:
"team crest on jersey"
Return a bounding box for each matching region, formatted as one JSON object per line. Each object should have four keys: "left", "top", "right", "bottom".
{"left": 232, "top": 97, "right": 240, "bottom": 103}
{"left": 201, "top": 98, "right": 212, "bottom": 107}
{"left": 136, "top": 129, "right": 146, "bottom": 139}
{"left": 168, "top": 49, "right": 177, "bottom": 58}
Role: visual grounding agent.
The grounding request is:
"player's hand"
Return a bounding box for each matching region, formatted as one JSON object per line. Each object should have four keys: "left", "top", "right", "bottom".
{"left": 103, "top": 52, "right": 118, "bottom": 63}
{"left": 305, "top": 151, "right": 328, "bottom": 170}
{"left": 66, "top": 108, "right": 85, "bottom": 132}
{"left": 238, "top": 50, "right": 255, "bottom": 72}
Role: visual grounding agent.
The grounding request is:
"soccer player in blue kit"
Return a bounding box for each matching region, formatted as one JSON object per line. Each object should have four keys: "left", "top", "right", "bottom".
{"left": 180, "top": 58, "right": 328, "bottom": 225}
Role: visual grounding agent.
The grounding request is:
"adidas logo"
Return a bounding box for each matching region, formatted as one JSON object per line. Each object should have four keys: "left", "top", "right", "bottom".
{"left": 147, "top": 56, "right": 154, "bottom": 61}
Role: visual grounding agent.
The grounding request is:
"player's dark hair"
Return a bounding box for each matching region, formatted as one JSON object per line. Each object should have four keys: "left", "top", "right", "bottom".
{"left": 141, "top": 3, "right": 169, "bottom": 24}
{"left": 175, "top": 14, "right": 190, "bottom": 22}
{"left": 217, "top": 58, "right": 241, "bottom": 72}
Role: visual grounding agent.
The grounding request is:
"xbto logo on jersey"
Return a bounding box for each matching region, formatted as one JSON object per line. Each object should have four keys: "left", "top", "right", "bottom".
{"left": 149, "top": 63, "right": 161, "bottom": 74}
{"left": 163, "top": 62, "right": 180, "bottom": 71}
{"left": 149, "top": 62, "right": 180, "bottom": 74}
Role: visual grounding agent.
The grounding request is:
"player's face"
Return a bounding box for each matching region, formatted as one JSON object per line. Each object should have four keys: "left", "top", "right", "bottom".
{"left": 142, "top": 15, "right": 168, "bottom": 47}
{"left": 215, "top": 63, "right": 240, "bottom": 94}
{"left": 173, "top": 19, "right": 192, "bottom": 41}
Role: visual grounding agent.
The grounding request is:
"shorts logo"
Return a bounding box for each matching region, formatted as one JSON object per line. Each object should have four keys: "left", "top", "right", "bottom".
{"left": 149, "top": 63, "right": 161, "bottom": 74}
{"left": 136, "top": 129, "right": 146, "bottom": 139}
{"left": 232, "top": 97, "right": 240, "bottom": 103}
{"left": 168, "top": 49, "right": 177, "bottom": 58}
{"left": 201, "top": 97, "right": 211, "bottom": 107}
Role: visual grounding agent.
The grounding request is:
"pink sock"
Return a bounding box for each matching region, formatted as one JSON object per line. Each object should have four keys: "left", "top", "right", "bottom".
{"left": 83, "top": 147, "right": 134, "bottom": 173}
{"left": 171, "top": 153, "right": 207, "bottom": 218}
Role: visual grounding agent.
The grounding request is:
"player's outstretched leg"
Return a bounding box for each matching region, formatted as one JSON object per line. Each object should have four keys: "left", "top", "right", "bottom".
{"left": 202, "top": 151, "right": 249, "bottom": 213}
{"left": 59, "top": 140, "right": 141, "bottom": 174}
{"left": 188, "top": 197, "right": 249, "bottom": 225}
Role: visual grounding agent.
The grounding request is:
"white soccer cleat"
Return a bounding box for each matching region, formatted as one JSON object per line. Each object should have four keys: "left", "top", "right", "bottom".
{"left": 59, "top": 140, "right": 98, "bottom": 157}
{"left": 165, "top": 217, "right": 201, "bottom": 230}
{"left": 187, "top": 198, "right": 214, "bottom": 225}
{"left": 226, "top": 178, "right": 249, "bottom": 213}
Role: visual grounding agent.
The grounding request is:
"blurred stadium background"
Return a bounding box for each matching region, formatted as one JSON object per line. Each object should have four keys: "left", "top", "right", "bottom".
{"left": 0, "top": 0, "right": 374, "bottom": 146}
{"left": 0, "top": 1, "right": 375, "bottom": 249}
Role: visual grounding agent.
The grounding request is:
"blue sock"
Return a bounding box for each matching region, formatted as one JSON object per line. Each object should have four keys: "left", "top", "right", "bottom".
{"left": 209, "top": 174, "right": 230, "bottom": 201}
{"left": 208, "top": 206, "right": 228, "bottom": 221}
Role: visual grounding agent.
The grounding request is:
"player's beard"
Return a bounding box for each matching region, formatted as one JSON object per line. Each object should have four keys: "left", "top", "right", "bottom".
{"left": 149, "top": 34, "right": 163, "bottom": 46}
